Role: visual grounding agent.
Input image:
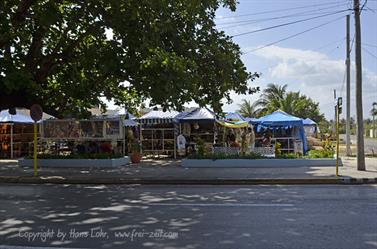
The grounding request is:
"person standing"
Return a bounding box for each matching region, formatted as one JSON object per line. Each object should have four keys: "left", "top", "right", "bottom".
{"left": 177, "top": 134, "right": 187, "bottom": 156}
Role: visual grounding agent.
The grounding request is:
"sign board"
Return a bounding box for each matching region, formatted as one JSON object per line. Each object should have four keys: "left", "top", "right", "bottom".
{"left": 30, "top": 104, "right": 43, "bottom": 122}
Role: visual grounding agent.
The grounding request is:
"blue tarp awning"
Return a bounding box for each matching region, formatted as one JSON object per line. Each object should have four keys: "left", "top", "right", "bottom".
{"left": 257, "top": 110, "right": 308, "bottom": 153}
{"left": 258, "top": 110, "right": 303, "bottom": 126}
{"left": 224, "top": 112, "right": 245, "bottom": 121}
{"left": 245, "top": 117, "right": 260, "bottom": 124}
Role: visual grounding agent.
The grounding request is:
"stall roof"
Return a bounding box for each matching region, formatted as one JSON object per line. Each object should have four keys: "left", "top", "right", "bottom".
{"left": 244, "top": 117, "right": 260, "bottom": 124}
{"left": 138, "top": 110, "right": 180, "bottom": 124}
{"left": 303, "top": 118, "right": 317, "bottom": 126}
{"left": 224, "top": 112, "right": 245, "bottom": 121}
{"left": 178, "top": 107, "right": 216, "bottom": 122}
{"left": 0, "top": 109, "right": 34, "bottom": 123}
{"left": 123, "top": 119, "right": 139, "bottom": 127}
{"left": 258, "top": 110, "right": 303, "bottom": 126}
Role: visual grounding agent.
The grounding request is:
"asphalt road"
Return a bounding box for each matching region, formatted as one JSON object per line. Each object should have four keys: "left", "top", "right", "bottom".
{"left": 1, "top": 184, "right": 377, "bottom": 249}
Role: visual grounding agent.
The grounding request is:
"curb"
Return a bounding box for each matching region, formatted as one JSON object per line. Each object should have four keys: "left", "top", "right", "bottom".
{"left": 339, "top": 177, "right": 377, "bottom": 184}
{"left": 1, "top": 176, "right": 376, "bottom": 185}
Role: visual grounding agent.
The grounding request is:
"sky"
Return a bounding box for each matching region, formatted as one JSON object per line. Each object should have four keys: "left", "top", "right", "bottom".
{"left": 216, "top": 0, "right": 377, "bottom": 120}
{"left": 106, "top": 0, "right": 377, "bottom": 120}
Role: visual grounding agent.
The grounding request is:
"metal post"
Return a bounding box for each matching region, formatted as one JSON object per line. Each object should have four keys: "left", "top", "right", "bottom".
{"left": 346, "top": 14, "right": 351, "bottom": 156}
{"left": 333, "top": 89, "right": 337, "bottom": 136}
{"left": 10, "top": 123, "right": 13, "bottom": 159}
{"left": 336, "top": 105, "right": 340, "bottom": 176}
{"left": 33, "top": 122, "right": 38, "bottom": 177}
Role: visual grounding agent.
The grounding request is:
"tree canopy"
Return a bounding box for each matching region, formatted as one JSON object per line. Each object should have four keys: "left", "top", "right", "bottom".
{"left": 252, "top": 83, "right": 325, "bottom": 122}
{"left": 0, "top": 0, "right": 258, "bottom": 118}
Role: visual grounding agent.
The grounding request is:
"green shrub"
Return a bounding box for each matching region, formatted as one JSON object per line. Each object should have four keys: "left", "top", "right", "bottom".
{"left": 188, "top": 152, "right": 265, "bottom": 160}
{"left": 307, "top": 150, "right": 333, "bottom": 158}
{"left": 278, "top": 153, "right": 298, "bottom": 159}
{"left": 195, "top": 137, "right": 206, "bottom": 157}
{"left": 274, "top": 142, "right": 282, "bottom": 158}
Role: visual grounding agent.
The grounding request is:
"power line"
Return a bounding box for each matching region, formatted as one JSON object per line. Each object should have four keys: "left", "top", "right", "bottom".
{"left": 216, "top": 3, "right": 350, "bottom": 26}
{"left": 219, "top": 10, "right": 350, "bottom": 30}
{"left": 313, "top": 37, "right": 346, "bottom": 51}
{"left": 362, "top": 42, "right": 377, "bottom": 48}
{"left": 233, "top": 10, "right": 348, "bottom": 38}
{"left": 242, "top": 15, "right": 345, "bottom": 54}
{"left": 362, "top": 47, "right": 377, "bottom": 59}
{"left": 215, "top": 1, "right": 351, "bottom": 20}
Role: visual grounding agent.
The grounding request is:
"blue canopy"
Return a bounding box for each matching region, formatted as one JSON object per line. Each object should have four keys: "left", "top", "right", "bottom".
{"left": 177, "top": 107, "right": 216, "bottom": 122}
{"left": 303, "top": 118, "right": 317, "bottom": 126}
{"left": 224, "top": 112, "right": 245, "bottom": 121}
{"left": 258, "top": 110, "right": 303, "bottom": 126}
{"left": 244, "top": 117, "right": 260, "bottom": 124}
{"left": 257, "top": 110, "right": 308, "bottom": 153}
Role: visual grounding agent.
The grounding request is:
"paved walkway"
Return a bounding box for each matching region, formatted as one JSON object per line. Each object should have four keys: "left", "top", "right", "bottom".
{"left": 0, "top": 157, "right": 376, "bottom": 184}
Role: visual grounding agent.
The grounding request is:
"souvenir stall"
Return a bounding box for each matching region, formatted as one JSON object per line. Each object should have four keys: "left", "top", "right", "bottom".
{"left": 0, "top": 109, "right": 35, "bottom": 158}
{"left": 40, "top": 116, "right": 127, "bottom": 155}
{"left": 138, "top": 110, "right": 180, "bottom": 157}
{"left": 303, "top": 118, "right": 319, "bottom": 137}
{"left": 215, "top": 118, "right": 251, "bottom": 155}
{"left": 176, "top": 108, "right": 217, "bottom": 155}
{"left": 93, "top": 111, "right": 139, "bottom": 154}
{"left": 256, "top": 110, "right": 308, "bottom": 155}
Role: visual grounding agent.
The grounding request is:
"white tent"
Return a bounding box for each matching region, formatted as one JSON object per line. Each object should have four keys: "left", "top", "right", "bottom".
{"left": 0, "top": 110, "right": 34, "bottom": 158}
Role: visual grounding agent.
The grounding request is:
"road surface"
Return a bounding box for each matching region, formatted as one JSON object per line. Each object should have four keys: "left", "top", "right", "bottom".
{"left": 1, "top": 184, "right": 377, "bottom": 249}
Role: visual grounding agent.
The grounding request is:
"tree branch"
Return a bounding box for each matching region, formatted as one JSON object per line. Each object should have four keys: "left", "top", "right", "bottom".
{"left": 12, "top": 0, "right": 36, "bottom": 23}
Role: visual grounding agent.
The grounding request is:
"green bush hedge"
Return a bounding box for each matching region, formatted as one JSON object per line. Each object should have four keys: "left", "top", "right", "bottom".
{"left": 188, "top": 152, "right": 265, "bottom": 160}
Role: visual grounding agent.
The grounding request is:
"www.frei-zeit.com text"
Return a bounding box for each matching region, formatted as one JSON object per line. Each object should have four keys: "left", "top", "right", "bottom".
{"left": 18, "top": 227, "right": 179, "bottom": 242}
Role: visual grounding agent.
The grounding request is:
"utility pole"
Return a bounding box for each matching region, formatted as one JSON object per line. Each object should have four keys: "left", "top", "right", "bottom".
{"left": 346, "top": 15, "right": 351, "bottom": 156}
{"left": 333, "top": 89, "right": 337, "bottom": 137}
{"left": 354, "top": 0, "right": 365, "bottom": 170}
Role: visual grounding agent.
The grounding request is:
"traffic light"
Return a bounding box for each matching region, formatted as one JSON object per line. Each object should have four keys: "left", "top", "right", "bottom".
{"left": 337, "top": 97, "right": 343, "bottom": 114}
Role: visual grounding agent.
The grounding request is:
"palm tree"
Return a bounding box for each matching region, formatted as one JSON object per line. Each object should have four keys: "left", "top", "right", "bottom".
{"left": 237, "top": 99, "right": 259, "bottom": 118}
{"left": 255, "top": 83, "right": 287, "bottom": 115}
{"left": 254, "top": 83, "right": 324, "bottom": 121}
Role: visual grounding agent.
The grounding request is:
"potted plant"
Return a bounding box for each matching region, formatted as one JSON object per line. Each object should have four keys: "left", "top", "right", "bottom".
{"left": 130, "top": 142, "right": 142, "bottom": 163}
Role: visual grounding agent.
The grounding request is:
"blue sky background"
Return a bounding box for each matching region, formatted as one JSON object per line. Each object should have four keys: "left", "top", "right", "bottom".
{"left": 216, "top": 0, "right": 377, "bottom": 119}
{"left": 105, "top": 0, "right": 376, "bottom": 120}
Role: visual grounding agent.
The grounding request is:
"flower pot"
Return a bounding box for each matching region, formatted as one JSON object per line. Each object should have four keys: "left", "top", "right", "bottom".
{"left": 130, "top": 153, "right": 142, "bottom": 163}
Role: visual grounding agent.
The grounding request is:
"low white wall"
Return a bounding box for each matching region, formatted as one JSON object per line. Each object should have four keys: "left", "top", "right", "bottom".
{"left": 182, "top": 158, "right": 342, "bottom": 168}
{"left": 19, "top": 157, "right": 130, "bottom": 168}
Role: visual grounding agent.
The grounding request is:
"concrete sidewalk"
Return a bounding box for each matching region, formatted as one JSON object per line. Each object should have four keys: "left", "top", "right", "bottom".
{"left": 0, "top": 157, "right": 376, "bottom": 185}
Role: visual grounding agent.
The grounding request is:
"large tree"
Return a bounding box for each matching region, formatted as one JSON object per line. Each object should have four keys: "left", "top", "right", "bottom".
{"left": 255, "top": 83, "right": 325, "bottom": 122}
{"left": 0, "top": 0, "right": 258, "bottom": 117}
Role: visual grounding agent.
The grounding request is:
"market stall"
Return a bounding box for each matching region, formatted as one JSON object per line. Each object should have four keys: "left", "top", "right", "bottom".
{"left": 303, "top": 118, "right": 319, "bottom": 137}
{"left": 176, "top": 107, "right": 217, "bottom": 155}
{"left": 256, "top": 110, "right": 308, "bottom": 155}
{"left": 0, "top": 109, "right": 35, "bottom": 158}
{"left": 40, "top": 116, "right": 127, "bottom": 155}
{"left": 138, "top": 110, "right": 180, "bottom": 157}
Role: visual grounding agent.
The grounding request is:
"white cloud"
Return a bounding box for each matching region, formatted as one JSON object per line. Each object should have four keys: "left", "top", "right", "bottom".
{"left": 225, "top": 45, "right": 377, "bottom": 120}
